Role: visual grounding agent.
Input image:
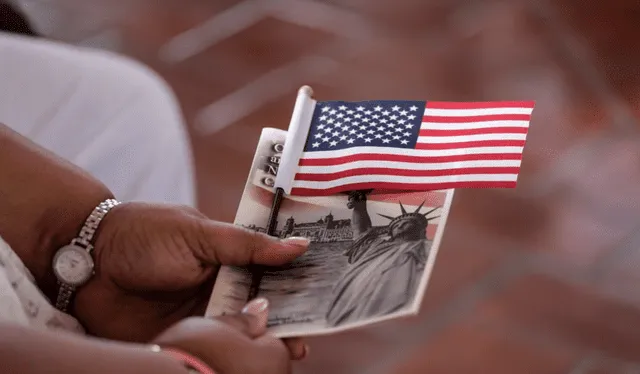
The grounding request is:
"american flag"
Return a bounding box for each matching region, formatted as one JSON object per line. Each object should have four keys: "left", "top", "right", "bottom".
{"left": 289, "top": 100, "right": 534, "bottom": 196}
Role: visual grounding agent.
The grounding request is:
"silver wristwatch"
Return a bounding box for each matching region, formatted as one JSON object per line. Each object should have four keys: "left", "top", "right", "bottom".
{"left": 52, "top": 198, "right": 121, "bottom": 313}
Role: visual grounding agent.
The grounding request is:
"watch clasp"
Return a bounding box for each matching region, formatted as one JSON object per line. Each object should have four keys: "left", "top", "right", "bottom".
{"left": 70, "top": 238, "right": 94, "bottom": 253}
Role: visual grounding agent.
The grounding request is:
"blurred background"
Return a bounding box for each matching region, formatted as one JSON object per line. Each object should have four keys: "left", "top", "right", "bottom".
{"left": 4, "top": 0, "right": 640, "bottom": 372}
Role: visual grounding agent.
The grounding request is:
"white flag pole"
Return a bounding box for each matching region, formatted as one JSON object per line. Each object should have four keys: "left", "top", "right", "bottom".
{"left": 274, "top": 85, "right": 317, "bottom": 195}
{"left": 248, "top": 85, "right": 316, "bottom": 301}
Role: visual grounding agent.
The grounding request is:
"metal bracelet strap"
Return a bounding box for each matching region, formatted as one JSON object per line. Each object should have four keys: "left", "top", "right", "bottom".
{"left": 72, "top": 199, "right": 121, "bottom": 249}
{"left": 54, "top": 198, "right": 121, "bottom": 312}
{"left": 55, "top": 283, "right": 75, "bottom": 311}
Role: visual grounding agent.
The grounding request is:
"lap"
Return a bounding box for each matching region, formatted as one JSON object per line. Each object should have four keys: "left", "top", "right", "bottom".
{"left": 0, "top": 32, "right": 195, "bottom": 206}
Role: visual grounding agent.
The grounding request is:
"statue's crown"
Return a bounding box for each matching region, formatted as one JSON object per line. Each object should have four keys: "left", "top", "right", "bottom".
{"left": 378, "top": 201, "right": 440, "bottom": 229}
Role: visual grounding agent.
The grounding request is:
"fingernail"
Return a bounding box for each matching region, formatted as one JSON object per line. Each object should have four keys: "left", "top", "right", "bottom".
{"left": 242, "top": 297, "right": 269, "bottom": 327}
{"left": 283, "top": 236, "right": 311, "bottom": 247}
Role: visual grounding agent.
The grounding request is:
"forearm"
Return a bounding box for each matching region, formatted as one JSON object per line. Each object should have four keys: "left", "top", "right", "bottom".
{"left": 0, "top": 124, "right": 113, "bottom": 301}
{"left": 0, "top": 323, "right": 188, "bottom": 374}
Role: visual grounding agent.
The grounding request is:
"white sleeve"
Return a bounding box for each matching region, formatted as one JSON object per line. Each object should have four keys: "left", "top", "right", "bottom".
{"left": 0, "top": 235, "right": 85, "bottom": 334}
{"left": 0, "top": 237, "right": 30, "bottom": 326}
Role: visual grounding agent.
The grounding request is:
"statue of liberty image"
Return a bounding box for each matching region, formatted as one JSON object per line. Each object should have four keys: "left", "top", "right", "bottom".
{"left": 325, "top": 190, "right": 440, "bottom": 326}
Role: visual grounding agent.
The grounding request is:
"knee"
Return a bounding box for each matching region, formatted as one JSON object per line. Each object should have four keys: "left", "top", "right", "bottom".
{"left": 75, "top": 52, "right": 195, "bottom": 178}
{"left": 72, "top": 52, "right": 196, "bottom": 204}
{"left": 82, "top": 51, "right": 186, "bottom": 136}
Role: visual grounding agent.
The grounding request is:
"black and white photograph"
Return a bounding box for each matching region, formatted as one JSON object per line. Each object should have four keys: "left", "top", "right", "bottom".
{"left": 206, "top": 128, "right": 454, "bottom": 337}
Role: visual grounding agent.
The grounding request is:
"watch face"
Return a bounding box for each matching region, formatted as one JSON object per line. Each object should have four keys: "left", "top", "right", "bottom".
{"left": 53, "top": 245, "right": 94, "bottom": 286}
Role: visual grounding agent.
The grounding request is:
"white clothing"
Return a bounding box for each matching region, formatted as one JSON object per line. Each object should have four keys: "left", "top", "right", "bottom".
{"left": 0, "top": 32, "right": 196, "bottom": 332}
{"left": 0, "top": 32, "right": 196, "bottom": 205}
{"left": 0, "top": 236, "right": 84, "bottom": 333}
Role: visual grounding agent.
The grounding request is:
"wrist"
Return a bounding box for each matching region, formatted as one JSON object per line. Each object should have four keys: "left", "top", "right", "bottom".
{"left": 0, "top": 124, "right": 116, "bottom": 303}
{"left": 35, "top": 186, "right": 115, "bottom": 303}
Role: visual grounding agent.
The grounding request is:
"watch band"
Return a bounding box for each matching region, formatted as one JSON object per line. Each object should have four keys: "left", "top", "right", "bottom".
{"left": 71, "top": 198, "right": 121, "bottom": 250}
{"left": 55, "top": 283, "right": 75, "bottom": 312}
{"left": 54, "top": 198, "right": 121, "bottom": 312}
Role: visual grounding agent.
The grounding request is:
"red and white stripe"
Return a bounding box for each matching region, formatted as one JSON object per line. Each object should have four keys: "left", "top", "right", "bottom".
{"left": 290, "top": 101, "right": 534, "bottom": 196}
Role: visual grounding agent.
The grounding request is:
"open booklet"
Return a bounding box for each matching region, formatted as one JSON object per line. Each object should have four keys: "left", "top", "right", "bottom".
{"left": 205, "top": 128, "right": 455, "bottom": 338}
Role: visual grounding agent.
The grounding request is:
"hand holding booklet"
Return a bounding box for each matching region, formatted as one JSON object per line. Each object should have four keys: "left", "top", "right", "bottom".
{"left": 205, "top": 86, "right": 534, "bottom": 338}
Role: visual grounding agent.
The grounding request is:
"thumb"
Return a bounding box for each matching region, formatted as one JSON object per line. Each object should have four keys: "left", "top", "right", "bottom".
{"left": 194, "top": 220, "right": 310, "bottom": 266}
{"left": 215, "top": 298, "right": 270, "bottom": 338}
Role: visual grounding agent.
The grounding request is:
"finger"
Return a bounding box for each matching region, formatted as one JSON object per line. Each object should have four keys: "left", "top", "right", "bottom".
{"left": 189, "top": 273, "right": 218, "bottom": 317}
{"left": 283, "top": 338, "right": 308, "bottom": 360}
{"left": 252, "top": 335, "right": 294, "bottom": 374}
{"left": 213, "top": 298, "right": 270, "bottom": 338}
{"left": 195, "top": 220, "right": 310, "bottom": 266}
